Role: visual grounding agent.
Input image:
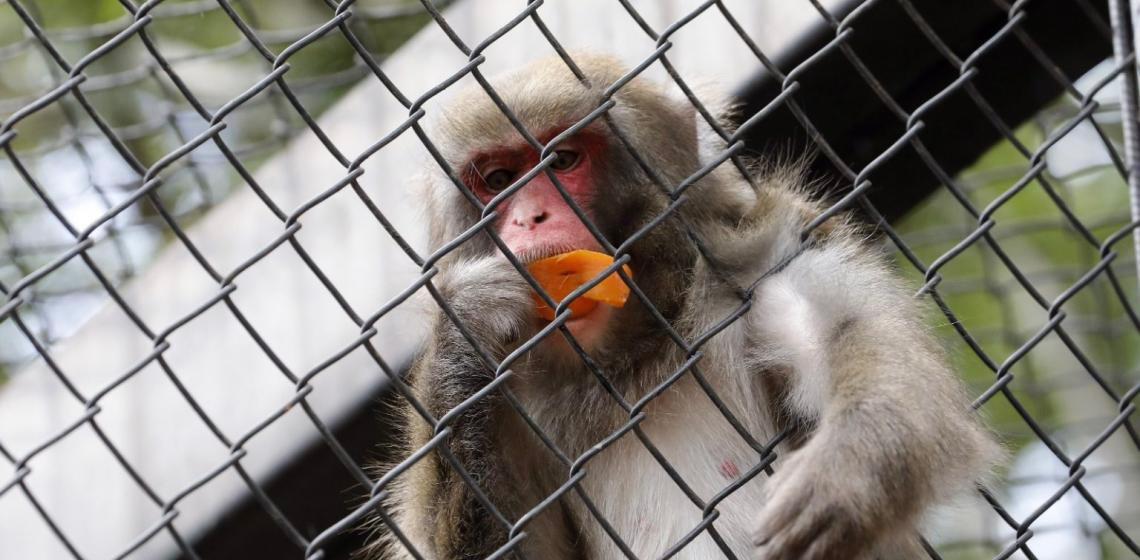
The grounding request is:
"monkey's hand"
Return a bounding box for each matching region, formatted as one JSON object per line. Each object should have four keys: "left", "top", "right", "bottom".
{"left": 753, "top": 435, "right": 882, "bottom": 560}
{"left": 412, "top": 257, "right": 538, "bottom": 560}
{"left": 748, "top": 243, "right": 996, "bottom": 560}
{"left": 433, "top": 256, "right": 536, "bottom": 358}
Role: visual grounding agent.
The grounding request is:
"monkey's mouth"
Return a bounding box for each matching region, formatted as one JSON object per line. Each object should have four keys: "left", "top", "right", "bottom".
{"left": 544, "top": 303, "right": 613, "bottom": 344}
{"left": 513, "top": 242, "right": 598, "bottom": 264}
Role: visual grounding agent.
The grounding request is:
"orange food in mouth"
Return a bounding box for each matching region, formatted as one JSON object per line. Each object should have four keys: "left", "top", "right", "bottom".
{"left": 527, "top": 250, "right": 632, "bottom": 321}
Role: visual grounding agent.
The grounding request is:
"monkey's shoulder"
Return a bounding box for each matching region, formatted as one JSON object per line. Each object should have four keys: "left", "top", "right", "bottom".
{"left": 692, "top": 182, "right": 867, "bottom": 285}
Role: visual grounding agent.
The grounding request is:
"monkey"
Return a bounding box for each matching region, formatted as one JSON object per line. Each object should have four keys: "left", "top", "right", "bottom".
{"left": 362, "top": 53, "right": 1000, "bottom": 560}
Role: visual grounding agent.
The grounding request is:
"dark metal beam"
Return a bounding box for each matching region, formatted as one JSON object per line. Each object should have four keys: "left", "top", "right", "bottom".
{"left": 733, "top": 0, "right": 1112, "bottom": 223}
{"left": 186, "top": 380, "right": 402, "bottom": 558}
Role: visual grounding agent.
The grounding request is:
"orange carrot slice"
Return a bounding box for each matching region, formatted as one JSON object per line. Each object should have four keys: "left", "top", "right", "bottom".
{"left": 527, "top": 250, "right": 632, "bottom": 320}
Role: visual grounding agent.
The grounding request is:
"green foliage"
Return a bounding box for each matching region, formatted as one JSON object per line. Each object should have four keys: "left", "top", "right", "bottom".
{"left": 896, "top": 98, "right": 1140, "bottom": 558}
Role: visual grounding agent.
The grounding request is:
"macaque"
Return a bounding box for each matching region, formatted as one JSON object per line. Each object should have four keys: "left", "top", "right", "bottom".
{"left": 364, "top": 53, "right": 999, "bottom": 560}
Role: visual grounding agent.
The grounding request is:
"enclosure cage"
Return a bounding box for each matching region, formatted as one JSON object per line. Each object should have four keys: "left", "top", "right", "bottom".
{"left": 0, "top": 0, "right": 1138, "bottom": 559}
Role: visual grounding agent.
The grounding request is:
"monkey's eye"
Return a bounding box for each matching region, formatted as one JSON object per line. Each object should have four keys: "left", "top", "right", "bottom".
{"left": 482, "top": 169, "right": 516, "bottom": 192}
{"left": 549, "top": 150, "right": 580, "bottom": 171}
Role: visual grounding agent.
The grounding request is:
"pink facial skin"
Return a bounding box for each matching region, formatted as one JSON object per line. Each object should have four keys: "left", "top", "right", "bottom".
{"left": 461, "top": 129, "right": 606, "bottom": 261}
{"left": 461, "top": 129, "right": 614, "bottom": 339}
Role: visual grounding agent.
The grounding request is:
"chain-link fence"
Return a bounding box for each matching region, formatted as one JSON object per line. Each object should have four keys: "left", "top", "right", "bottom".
{"left": 1, "top": 0, "right": 1138, "bottom": 559}
{"left": 0, "top": 0, "right": 445, "bottom": 377}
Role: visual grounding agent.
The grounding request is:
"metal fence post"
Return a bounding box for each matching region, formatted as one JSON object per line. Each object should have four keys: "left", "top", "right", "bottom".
{"left": 1127, "top": 0, "right": 1140, "bottom": 288}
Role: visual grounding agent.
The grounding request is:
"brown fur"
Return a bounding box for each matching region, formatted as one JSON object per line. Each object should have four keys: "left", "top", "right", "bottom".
{"left": 363, "top": 53, "right": 999, "bottom": 560}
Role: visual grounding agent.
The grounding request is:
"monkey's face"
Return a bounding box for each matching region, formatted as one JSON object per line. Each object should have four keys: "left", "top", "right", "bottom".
{"left": 427, "top": 55, "right": 701, "bottom": 360}
{"left": 460, "top": 128, "right": 606, "bottom": 261}
{"left": 456, "top": 127, "right": 624, "bottom": 347}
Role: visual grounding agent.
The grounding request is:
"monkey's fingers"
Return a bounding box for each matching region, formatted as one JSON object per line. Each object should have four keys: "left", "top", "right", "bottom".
{"left": 752, "top": 485, "right": 806, "bottom": 549}
{"left": 754, "top": 466, "right": 865, "bottom": 560}
{"left": 755, "top": 505, "right": 844, "bottom": 560}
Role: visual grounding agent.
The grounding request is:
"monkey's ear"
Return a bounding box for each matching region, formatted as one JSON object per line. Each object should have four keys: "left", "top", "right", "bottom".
{"left": 417, "top": 166, "right": 471, "bottom": 254}
{"left": 673, "top": 79, "right": 740, "bottom": 161}
{"left": 686, "top": 77, "right": 742, "bottom": 130}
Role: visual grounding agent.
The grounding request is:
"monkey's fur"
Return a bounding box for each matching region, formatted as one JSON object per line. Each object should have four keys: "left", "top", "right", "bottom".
{"left": 364, "top": 54, "right": 1000, "bottom": 560}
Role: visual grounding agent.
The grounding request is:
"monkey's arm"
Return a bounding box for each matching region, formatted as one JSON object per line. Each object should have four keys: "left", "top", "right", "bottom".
{"left": 748, "top": 239, "right": 999, "bottom": 560}
{"left": 386, "top": 257, "right": 535, "bottom": 560}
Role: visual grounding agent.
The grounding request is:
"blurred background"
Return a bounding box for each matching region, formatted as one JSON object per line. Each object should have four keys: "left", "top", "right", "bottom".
{"left": 0, "top": 0, "right": 1137, "bottom": 559}
{"left": 0, "top": 0, "right": 434, "bottom": 377}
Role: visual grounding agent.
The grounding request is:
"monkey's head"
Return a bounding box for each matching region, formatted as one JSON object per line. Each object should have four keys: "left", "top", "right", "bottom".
{"left": 422, "top": 53, "right": 741, "bottom": 360}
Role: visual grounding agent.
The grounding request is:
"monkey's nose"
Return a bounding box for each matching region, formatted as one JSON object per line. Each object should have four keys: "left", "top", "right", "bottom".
{"left": 513, "top": 212, "right": 548, "bottom": 229}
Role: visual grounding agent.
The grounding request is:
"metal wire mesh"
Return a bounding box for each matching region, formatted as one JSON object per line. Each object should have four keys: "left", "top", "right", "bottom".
{"left": 0, "top": 0, "right": 439, "bottom": 374}
{"left": 1, "top": 0, "right": 1138, "bottom": 559}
